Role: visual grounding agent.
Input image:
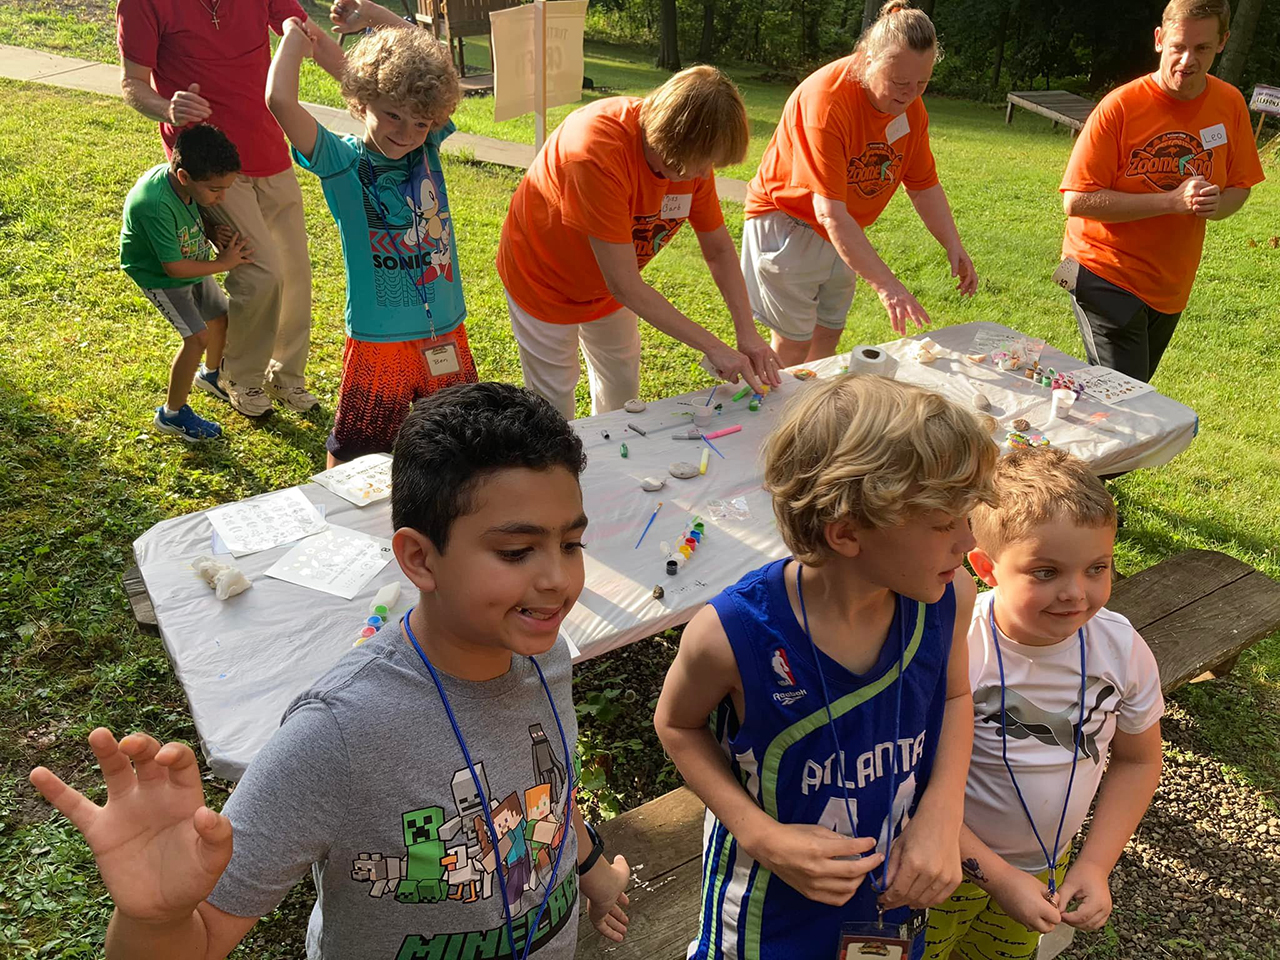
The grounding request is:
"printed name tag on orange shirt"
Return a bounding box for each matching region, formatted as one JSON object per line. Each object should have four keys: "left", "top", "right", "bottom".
{"left": 885, "top": 112, "right": 911, "bottom": 144}
{"left": 1199, "top": 123, "right": 1228, "bottom": 149}
{"left": 660, "top": 193, "right": 693, "bottom": 219}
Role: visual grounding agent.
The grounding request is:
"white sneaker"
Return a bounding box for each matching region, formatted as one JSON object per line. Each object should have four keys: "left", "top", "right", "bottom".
{"left": 265, "top": 381, "right": 320, "bottom": 412}
{"left": 223, "top": 377, "right": 274, "bottom": 418}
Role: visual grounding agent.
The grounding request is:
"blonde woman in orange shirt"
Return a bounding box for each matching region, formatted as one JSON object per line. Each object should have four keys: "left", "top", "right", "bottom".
{"left": 742, "top": 1, "right": 978, "bottom": 367}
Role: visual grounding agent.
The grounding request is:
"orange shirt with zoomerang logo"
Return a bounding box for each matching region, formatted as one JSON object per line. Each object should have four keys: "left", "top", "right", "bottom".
{"left": 1061, "top": 74, "right": 1265, "bottom": 314}
{"left": 497, "top": 97, "right": 725, "bottom": 325}
{"left": 744, "top": 55, "right": 939, "bottom": 238}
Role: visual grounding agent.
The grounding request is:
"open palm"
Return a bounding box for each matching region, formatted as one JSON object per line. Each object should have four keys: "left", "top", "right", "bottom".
{"left": 29, "top": 728, "right": 233, "bottom": 925}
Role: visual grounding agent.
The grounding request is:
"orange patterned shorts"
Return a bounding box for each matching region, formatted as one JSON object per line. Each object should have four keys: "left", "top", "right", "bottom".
{"left": 328, "top": 324, "right": 478, "bottom": 461}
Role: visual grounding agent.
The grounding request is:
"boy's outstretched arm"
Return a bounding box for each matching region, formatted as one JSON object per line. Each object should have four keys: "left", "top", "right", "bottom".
{"left": 571, "top": 806, "right": 630, "bottom": 942}
{"left": 655, "top": 604, "right": 883, "bottom": 906}
{"left": 1056, "top": 721, "right": 1162, "bottom": 931}
{"left": 878, "top": 573, "right": 976, "bottom": 911}
{"left": 266, "top": 18, "right": 320, "bottom": 160}
{"left": 28, "top": 729, "right": 259, "bottom": 960}
{"left": 956, "top": 825, "right": 1061, "bottom": 933}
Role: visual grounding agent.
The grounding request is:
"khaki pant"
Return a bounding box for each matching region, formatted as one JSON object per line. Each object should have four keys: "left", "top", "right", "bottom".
{"left": 203, "top": 170, "right": 312, "bottom": 390}
{"left": 505, "top": 290, "right": 642, "bottom": 420}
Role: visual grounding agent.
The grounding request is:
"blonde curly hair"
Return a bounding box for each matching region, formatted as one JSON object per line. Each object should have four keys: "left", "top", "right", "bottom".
{"left": 341, "top": 26, "right": 461, "bottom": 129}
{"left": 763, "top": 375, "right": 997, "bottom": 566}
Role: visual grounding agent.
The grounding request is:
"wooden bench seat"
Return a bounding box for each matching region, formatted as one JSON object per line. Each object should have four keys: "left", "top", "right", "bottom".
{"left": 1005, "top": 90, "right": 1097, "bottom": 135}
{"left": 576, "top": 550, "right": 1280, "bottom": 959}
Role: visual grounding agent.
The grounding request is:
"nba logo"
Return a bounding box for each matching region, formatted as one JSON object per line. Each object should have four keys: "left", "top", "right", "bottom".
{"left": 771, "top": 648, "right": 796, "bottom": 687}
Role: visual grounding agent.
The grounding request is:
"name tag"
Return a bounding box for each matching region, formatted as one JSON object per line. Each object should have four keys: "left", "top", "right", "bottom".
{"left": 424, "top": 343, "right": 460, "bottom": 376}
{"left": 1199, "top": 123, "right": 1228, "bottom": 149}
{"left": 885, "top": 112, "right": 911, "bottom": 144}
{"left": 660, "top": 193, "right": 693, "bottom": 219}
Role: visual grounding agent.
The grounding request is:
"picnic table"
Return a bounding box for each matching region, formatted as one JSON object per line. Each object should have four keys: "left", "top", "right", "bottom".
{"left": 1005, "top": 90, "right": 1098, "bottom": 135}
{"left": 129, "top": 322, "right": 1199, "bottom": 780}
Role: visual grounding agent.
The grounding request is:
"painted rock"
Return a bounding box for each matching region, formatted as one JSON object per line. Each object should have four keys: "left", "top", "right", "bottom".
{"left": 623, "top": 399, "right": 647, "bottom": 413}
{"left": 640, "top": 477, "right": 666, "bottom": 491}
{"left": 1011, "top": 418, "right": 1031, "bottom": 432}
{"left": 669, "top": 461, "right": 701, "bottom": 479}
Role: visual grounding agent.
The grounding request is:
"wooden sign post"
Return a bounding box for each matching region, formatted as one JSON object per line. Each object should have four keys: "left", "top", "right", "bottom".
{"left": 1248, "top": 84, "right": 1280, "bottom": 142}
{"left": 490, "top": 0, "right": 588, "bottom": 152}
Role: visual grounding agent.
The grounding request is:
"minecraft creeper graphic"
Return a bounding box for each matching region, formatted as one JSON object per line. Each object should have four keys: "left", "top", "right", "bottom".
{"left": 395, "top": 806, "right": 451, "bottom": 904}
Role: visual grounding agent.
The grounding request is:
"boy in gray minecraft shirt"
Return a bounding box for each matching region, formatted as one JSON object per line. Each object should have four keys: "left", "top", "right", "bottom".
{"left": 31, "top": 383, "right": 631, "bottom": 959}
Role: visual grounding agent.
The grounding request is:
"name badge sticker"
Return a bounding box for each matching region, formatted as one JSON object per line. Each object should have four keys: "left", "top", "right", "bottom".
{"left": 885, "top": 113, "right": 911, "bottom": 144}
{"left": 1199, "top": 123, "right": 1228, "bottom": 149}
{"left": 660, "top": 193, "right": 693, "bottom": 219}
{"left": 424, "top": 342, "right": 460, "bottom": 377}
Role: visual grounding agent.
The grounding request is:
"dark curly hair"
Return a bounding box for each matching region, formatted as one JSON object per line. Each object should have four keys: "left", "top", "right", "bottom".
{"left": 391, "top": 383, "right": 587, "bottom": 552}
{"left": 170, "top": 124, "right": 241, "bottom": 181}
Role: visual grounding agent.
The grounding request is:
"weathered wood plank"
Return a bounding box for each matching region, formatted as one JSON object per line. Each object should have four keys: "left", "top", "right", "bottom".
{"left": 1109, "top": 549, "right": 1254, "bottom": 632}
{"left": 597, "top": 786, "right": 705, "bottom": 882}
{"left": 1144, "top": 570, "right": 1280, "bottom": 693}
{"left": 1006, "top": 91, "right": 1097, "bottom": 130}
{"left": 122, "top": 563, "right": 159, "bottom": 637}
{"left": 577, "top": 858, "right": 702, "bottom": 957}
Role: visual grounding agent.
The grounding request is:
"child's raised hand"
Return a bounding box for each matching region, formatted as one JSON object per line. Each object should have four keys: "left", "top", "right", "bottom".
{"left": 754, "top": 823, "right": 883, "bottom": 906}
{"left": 330, "top": 0, "right": 367, "bottom": 33}
{"left": 281, "top": 16, "right": 315, "bottom": 54}
{"left": 215, "top": 232, "right": 255, "bottom": 269}
{"left": 988, "top": 866, "right": 1062, "bottom": 934}
{"left": 581, "top": 853, "right": 630, "bottom": 943}
{"left": 28, "top": 729, "right": 233, "bottom": 926}
{"left": 1056, "top": 861, "right": 1112, "bottom": 930}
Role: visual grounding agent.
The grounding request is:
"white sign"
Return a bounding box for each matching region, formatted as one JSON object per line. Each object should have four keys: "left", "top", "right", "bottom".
{"left": 1249, "top": 84, "right": 1280, "bottom": 116}
{"left": 490, "top": 0, "right": 588, "bottom": 125}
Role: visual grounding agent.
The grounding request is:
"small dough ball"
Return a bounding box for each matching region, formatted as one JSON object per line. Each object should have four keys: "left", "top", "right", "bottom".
{"left": 623, "top": 399, "right": 647, "bottom": 413}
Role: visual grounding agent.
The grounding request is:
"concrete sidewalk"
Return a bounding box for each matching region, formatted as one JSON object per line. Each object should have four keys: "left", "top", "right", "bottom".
{"left": 1, "top": 43, "right": 748, "bottom": 201}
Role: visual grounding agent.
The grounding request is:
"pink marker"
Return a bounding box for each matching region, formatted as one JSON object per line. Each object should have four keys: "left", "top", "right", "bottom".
{"left": 704, "top": 425, "right": 742, "bottom": 440}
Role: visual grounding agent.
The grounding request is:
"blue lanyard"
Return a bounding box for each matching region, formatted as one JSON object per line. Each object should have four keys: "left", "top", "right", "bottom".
{"left": 403, "top": 611, "right": 575, "bottom": 960}
{"left": 358, "top": 153, "right": 439, "bottom": 334}
{"left": 796, "top": 564, "right": 905, "bottom": 897}
{"left": 988, "top": 603, "right": 1086, "bottom": 897}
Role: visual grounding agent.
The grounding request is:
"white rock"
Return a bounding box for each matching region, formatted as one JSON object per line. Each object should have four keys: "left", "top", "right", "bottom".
{"left": 972, "top": 392, "right": 992, "bottom": 411}
{"left": 623, "top": 399, "right": 647, "bottom": 413}
{"left": 669, "top": 461, "right": 701, "bottom": 479}
{"left": 640, "top": 477, "right": 666, "bottom": 491}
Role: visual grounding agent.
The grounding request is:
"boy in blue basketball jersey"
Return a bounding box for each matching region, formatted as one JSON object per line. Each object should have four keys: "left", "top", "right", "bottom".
{"left": 656, "top": 376, "right": 998, "bottom": 960}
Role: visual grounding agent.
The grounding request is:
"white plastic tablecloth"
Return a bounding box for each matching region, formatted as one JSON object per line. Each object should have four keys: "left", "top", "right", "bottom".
{"left": 133, "top": 322, "right": 1197, "bottom": 778}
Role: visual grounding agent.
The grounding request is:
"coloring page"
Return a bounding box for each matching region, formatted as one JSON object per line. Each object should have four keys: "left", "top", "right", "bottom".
{"left": 263, "top": 526, "right": 394, "bottom": 600}
{"left": 206, "top": 488, "right": 328, "bottom": 558}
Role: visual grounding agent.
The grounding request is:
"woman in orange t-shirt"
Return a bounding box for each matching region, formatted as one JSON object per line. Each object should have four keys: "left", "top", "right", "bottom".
{"left": 742, "top": 1, "right": 977, "bottom": 366}
{"left": 496, "top": 66, "right": 782, "bottom": 420}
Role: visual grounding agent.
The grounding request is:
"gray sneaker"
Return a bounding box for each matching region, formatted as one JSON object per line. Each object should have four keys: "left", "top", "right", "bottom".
{"left": 223, "top": 377, "right": 273, "bottom": 418}
{"left": 265, "top": 381, "right": 320, "bottom": 412}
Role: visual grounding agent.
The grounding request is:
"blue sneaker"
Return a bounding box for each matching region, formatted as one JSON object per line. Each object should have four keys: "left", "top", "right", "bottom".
{"left": 193, "top": 363, "right": 230, "bottom": 402}
{"left": 154, "top": 404, "right": 222, "bottom": 442}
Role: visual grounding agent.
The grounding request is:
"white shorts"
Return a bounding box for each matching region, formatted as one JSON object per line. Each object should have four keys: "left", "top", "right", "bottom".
{"left": 741, "top": 210, "right": 856, "bottom": 342}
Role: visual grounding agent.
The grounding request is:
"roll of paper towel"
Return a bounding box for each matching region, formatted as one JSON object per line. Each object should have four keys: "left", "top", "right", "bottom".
{"left": 847, "top": 345, "right": 898, "bottom": 379}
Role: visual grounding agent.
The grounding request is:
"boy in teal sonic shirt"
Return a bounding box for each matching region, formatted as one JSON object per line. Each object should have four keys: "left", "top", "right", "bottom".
{"left": 267, "top": 4, "right": 475, "bottom": 467}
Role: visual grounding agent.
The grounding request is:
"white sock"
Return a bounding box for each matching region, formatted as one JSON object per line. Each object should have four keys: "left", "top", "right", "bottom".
{"left": 163, "top": 405, "right": 181, "bottom": 417}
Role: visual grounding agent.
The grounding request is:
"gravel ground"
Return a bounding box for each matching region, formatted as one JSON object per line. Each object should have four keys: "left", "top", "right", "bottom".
{"left": 1068, "top": 701, "right": 1280, "bottom": 960}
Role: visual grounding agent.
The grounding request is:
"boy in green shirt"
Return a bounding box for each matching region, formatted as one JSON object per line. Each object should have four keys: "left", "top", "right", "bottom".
{"left": 121, "top": 124, "right": 252, "bottom": 441}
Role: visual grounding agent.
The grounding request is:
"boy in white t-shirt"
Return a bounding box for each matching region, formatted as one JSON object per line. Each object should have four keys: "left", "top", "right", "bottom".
{"left": 924, "top": 448, "right": 1164, "bottom": 960}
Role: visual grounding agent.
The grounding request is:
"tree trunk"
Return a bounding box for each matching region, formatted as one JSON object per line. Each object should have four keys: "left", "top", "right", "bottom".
{"left": 699, "top": 0, "right": 715, "bottom": 61}
{"left": 657, "top": 0, "right": 681, "bottom": 71}
{"left": 1217, "top": 0, "right": 1264, "bottom": 88}
{"left": 861, "top": 0, "right": 879, "bottom": 32}
{"left": 992, "top": 3, "right": 1010, "bottom": 89}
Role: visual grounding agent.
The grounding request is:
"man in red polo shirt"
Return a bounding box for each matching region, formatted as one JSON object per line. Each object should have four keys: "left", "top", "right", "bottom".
{"left": 117, "top": 0, "right": 342, "bottom": 417}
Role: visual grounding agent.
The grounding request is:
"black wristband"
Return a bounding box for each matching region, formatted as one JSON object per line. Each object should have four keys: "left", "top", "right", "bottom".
{"left": 578, "top": 821, "right": 605, "bottom": 876}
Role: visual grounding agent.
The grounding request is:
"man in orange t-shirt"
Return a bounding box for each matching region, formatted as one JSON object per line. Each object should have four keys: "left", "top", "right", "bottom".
{"left": 1059, "top": 0, "right": 1264, "bottom": 382}
{"left": 742, "top": 3, "right": 978, "bottom": 366}
{"left": 496, "top": 66, "right": 781, "bottom": 420}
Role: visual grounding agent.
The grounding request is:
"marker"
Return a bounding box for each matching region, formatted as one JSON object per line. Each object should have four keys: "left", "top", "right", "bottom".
{"left": 700, "top": 434, "right": 725, "bottom": 459}
{"left": 620, "top": 442, "right": 628, "bottom": 458}
{"left": 732, "top": 386, "right": 752, "bottom": 402}
{"left": 699, "top": 448, "right": 710, "bottom": 475}
{"left": 627, "top": 422, "right": 647, "bottom": 436}
{"left": 635, "top": 501, "right": 663, "bottom": 549}
{"left": 704, "top": 424, "right": 741, "bottom": 440}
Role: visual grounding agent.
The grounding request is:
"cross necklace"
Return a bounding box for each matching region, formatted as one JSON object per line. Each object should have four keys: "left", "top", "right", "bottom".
{"left": 196, "top": 0, "right": 223, "bottom": 28}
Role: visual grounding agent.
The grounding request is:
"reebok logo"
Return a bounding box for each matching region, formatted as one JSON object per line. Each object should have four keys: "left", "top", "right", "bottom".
{"left": 772, "top": 689, "right": 809, "bottom": 705}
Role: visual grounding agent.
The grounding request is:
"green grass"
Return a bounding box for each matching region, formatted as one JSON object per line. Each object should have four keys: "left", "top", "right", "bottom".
{"left": 1, "top": 15, "right": 1279, "bottom": 959}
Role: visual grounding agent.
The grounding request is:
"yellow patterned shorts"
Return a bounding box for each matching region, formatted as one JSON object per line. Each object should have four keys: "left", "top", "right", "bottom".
{"left": 923, "top": 854, "right": 1069, "bottom": 960}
